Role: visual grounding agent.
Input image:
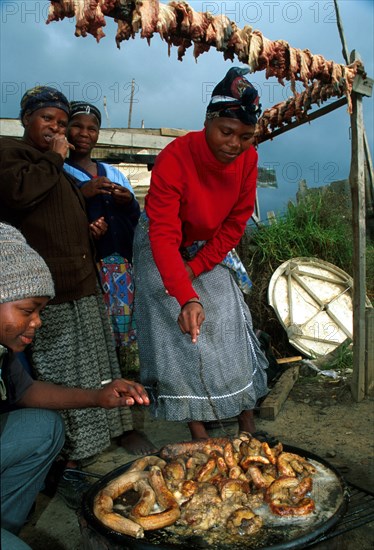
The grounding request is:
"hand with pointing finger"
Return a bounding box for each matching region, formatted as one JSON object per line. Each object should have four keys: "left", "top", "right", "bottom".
{"left": 177, "top": 300, "right": 205, "bottom": 343}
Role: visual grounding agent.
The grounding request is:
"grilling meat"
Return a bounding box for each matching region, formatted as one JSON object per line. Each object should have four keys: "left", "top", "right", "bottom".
{"left": 266, "top": 476, "right": 315, "bottom": 516}
{"left": 93, "top": 433, "right": 318, "bottom": 539}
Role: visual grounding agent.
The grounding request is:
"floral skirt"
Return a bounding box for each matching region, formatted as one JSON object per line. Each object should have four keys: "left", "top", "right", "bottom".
{"left": 99, "top": 254, "right": 136, "bottom": 348}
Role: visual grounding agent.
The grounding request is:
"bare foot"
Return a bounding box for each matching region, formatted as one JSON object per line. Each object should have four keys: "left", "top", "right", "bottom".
{"left": 188, "top": 421, "right": 209, "bottom": 440}
{"left": 117, "top": 429, "right": 157, "bottom": 455}
{"left": 238, "top": 410, "right": 256, "bottom": 434}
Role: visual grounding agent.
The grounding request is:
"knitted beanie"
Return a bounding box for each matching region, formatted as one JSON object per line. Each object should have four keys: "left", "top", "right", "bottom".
{"left": 0, "top": 223, "right": 55, "bottom": 304}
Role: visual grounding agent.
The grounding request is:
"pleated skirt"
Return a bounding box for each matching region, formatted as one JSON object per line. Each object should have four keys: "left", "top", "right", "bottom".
{"left": 31, "top": 292, "right": 133, "bottom": 460}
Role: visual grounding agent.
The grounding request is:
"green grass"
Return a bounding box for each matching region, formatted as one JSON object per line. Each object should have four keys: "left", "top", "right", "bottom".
{"left": 249, "top": 190, "right": 353, "bottom": 272}
{"left": 321, "top": 340, "right": 353, "bottom": 371}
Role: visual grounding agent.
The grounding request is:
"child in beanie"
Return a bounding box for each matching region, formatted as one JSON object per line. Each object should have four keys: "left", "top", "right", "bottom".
{"left": 0, "top": 222, "right": 150, "bottom": 550}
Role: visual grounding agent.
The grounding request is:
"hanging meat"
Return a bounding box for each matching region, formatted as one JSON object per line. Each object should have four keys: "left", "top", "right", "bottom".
{"left": 255, "top": 69, "right": 357, "bottom": 141}
{"left": 47, "top": 0, "right": 362, "bottom": 123}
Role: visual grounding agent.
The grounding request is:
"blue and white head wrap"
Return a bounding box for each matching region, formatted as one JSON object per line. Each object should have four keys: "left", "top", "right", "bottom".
{"left": 69, "top": 101, "right": 102, "bottom": 126}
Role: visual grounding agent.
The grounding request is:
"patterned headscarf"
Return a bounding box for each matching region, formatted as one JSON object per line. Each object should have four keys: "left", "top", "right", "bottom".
{"left": 206, "top": 67, "right": 261, "bottom": 125}
{"left": 69, "top": 101, "right": 102, "bottom": 127}
{"left": 20, "top": 86, "right": 70, "bottom": 123}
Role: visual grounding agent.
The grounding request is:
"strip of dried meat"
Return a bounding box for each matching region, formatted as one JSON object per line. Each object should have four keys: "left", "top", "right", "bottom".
{"left": 46, "top": 0, "right": 362, "bottom": 114}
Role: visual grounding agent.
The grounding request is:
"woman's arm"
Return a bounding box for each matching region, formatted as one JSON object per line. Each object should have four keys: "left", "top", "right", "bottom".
{"left": 18, "top": 379, "right": 150, "bottom": 409}
{"left": 146, "top": 167, "right": 199, "bottom": 307}
{"left": 0, "top": 142, "right": 65, "bottom": 210}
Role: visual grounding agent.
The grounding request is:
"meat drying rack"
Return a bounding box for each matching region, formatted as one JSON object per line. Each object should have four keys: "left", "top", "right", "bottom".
{"left": 307, "top": 481, "right": 374, "bottom": 547}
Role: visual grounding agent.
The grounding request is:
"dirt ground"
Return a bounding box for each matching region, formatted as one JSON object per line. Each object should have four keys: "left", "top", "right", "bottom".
{"left": 20, "top": 367, "right": 374, "bottom": 550}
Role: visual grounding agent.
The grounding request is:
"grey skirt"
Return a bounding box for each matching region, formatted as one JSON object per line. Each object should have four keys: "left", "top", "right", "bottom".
{"left": 31, "top": 292, "right": 133, "bottom": 461}
{"left": 133, "top": 219, "right": 268, "bottom": 423}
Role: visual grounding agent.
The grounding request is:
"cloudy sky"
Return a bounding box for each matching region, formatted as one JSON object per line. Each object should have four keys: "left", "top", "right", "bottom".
{"left": 1, "top": 0, "right": 373, "bottom": 217}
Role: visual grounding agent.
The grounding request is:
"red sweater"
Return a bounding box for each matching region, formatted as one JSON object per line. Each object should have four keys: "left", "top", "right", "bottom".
{"left": 145, "top": 129, "right": 258, "bottom": 306}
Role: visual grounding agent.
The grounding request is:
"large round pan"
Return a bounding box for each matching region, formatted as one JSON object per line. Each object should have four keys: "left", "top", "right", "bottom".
{"left": 81, "top": 445, "right": 349, "bottom": 550}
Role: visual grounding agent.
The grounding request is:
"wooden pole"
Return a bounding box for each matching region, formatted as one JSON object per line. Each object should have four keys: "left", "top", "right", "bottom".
{"left": 333, "top": 0, "right": 350, "bottom": 65}
{"left": 349, "top": 51, "right": 367, "bottom": 402}
{"left": 258, "top": 98, "right": 347, "bottom": 144}
{"left": 127, "top": 78, "right": 135, "bottom": 129}
{"left": 364, "top": 133, "right": 374, "bottom": 215}
{"left": 334, "top": 0, "right": 373, "bottom": 399}
{"left": 334, "top": 0, "right": 374, "bottom": 215}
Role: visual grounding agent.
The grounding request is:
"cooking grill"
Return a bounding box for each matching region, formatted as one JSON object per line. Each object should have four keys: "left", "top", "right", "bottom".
{"left": 79, "top": 446, "right": 374, "bottom": 550}
{"left": 307, "top": 481, "right": 374, "bottom": 546}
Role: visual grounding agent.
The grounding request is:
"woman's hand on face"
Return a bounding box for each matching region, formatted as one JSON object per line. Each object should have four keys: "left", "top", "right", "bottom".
{"left": 89, "top": 216, "right": 108, "bottom": 239}
{"left": 49, "top": 134, "right": 74, "bottom": 159}
{"left": 111, "top": 184, "right": 133, "bottom": 205}
{"left": 80, "top": 177, "right": 113, "bottom": 199}
{"left": 177, "top": 301, "right": 205, "bottom": 344}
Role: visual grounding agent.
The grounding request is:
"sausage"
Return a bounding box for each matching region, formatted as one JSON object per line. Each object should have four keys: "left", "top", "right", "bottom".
{"left": 223, "top": 441, "right": 238, "bottom": 468}
{"left": 262, "top": 442, "right": 277, "bottom": 464}
{"left": 159, "top": 437, "right": 231, "bottom": 459}
{"left": 93, "top": 470, "right": 148, "bottom": 538}
{"left": 269, "top": 497, "right": 315, "bottom": 516}
{"left": 247, "top": 465, "right": 268, "bottom": 489}
{"left": 130, "top": 466, "right": 181, "bottom": 531}
{"left": 127, "top": 455, "right": 166, "bottom": 472}
{"left": 195, "top": 457, "right": 217, "bottom": 482}
{"left": 240, "top": 455, "right": 270, "bottom": 470}
{"left": 266, "top": 476, "right": 315, "bottom": 516}
{"left": 131, "top": 479, "right": 156, "bottom": 518}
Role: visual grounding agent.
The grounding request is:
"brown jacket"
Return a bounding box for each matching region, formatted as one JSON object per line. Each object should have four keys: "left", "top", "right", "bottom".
{"left": 0, "top": 137, "right": 98, "bottom": 304}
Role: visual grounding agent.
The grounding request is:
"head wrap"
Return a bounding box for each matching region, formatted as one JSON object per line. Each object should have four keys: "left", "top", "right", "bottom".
{"left": 69, "top": 101, "right": 102, "bottom": 126}
{"left": 0, "top": 223, "right": 55, "bottom": 304}
{"left": 206, "top": 67, "right": 261, "bottom": 125}
{"left": 20, "top": 86, "right": 70, "bottom": 123}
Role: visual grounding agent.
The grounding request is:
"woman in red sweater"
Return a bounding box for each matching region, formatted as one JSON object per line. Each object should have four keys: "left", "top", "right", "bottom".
{"left": 133, "top": 68, "right": 268, "bottom": 440}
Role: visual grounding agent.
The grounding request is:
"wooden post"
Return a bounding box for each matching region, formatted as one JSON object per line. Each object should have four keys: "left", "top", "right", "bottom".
{"left": 334, "top": 0, "right": 374, "bottom": 216}
{"left": 349, "top": 50, "right": 367, "bottom": 402}
{"left": 363, "top": 133, "right": 374, "bottom": 215}
{"left": 127, "top": 78, "right": 135, "bottom": 129}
